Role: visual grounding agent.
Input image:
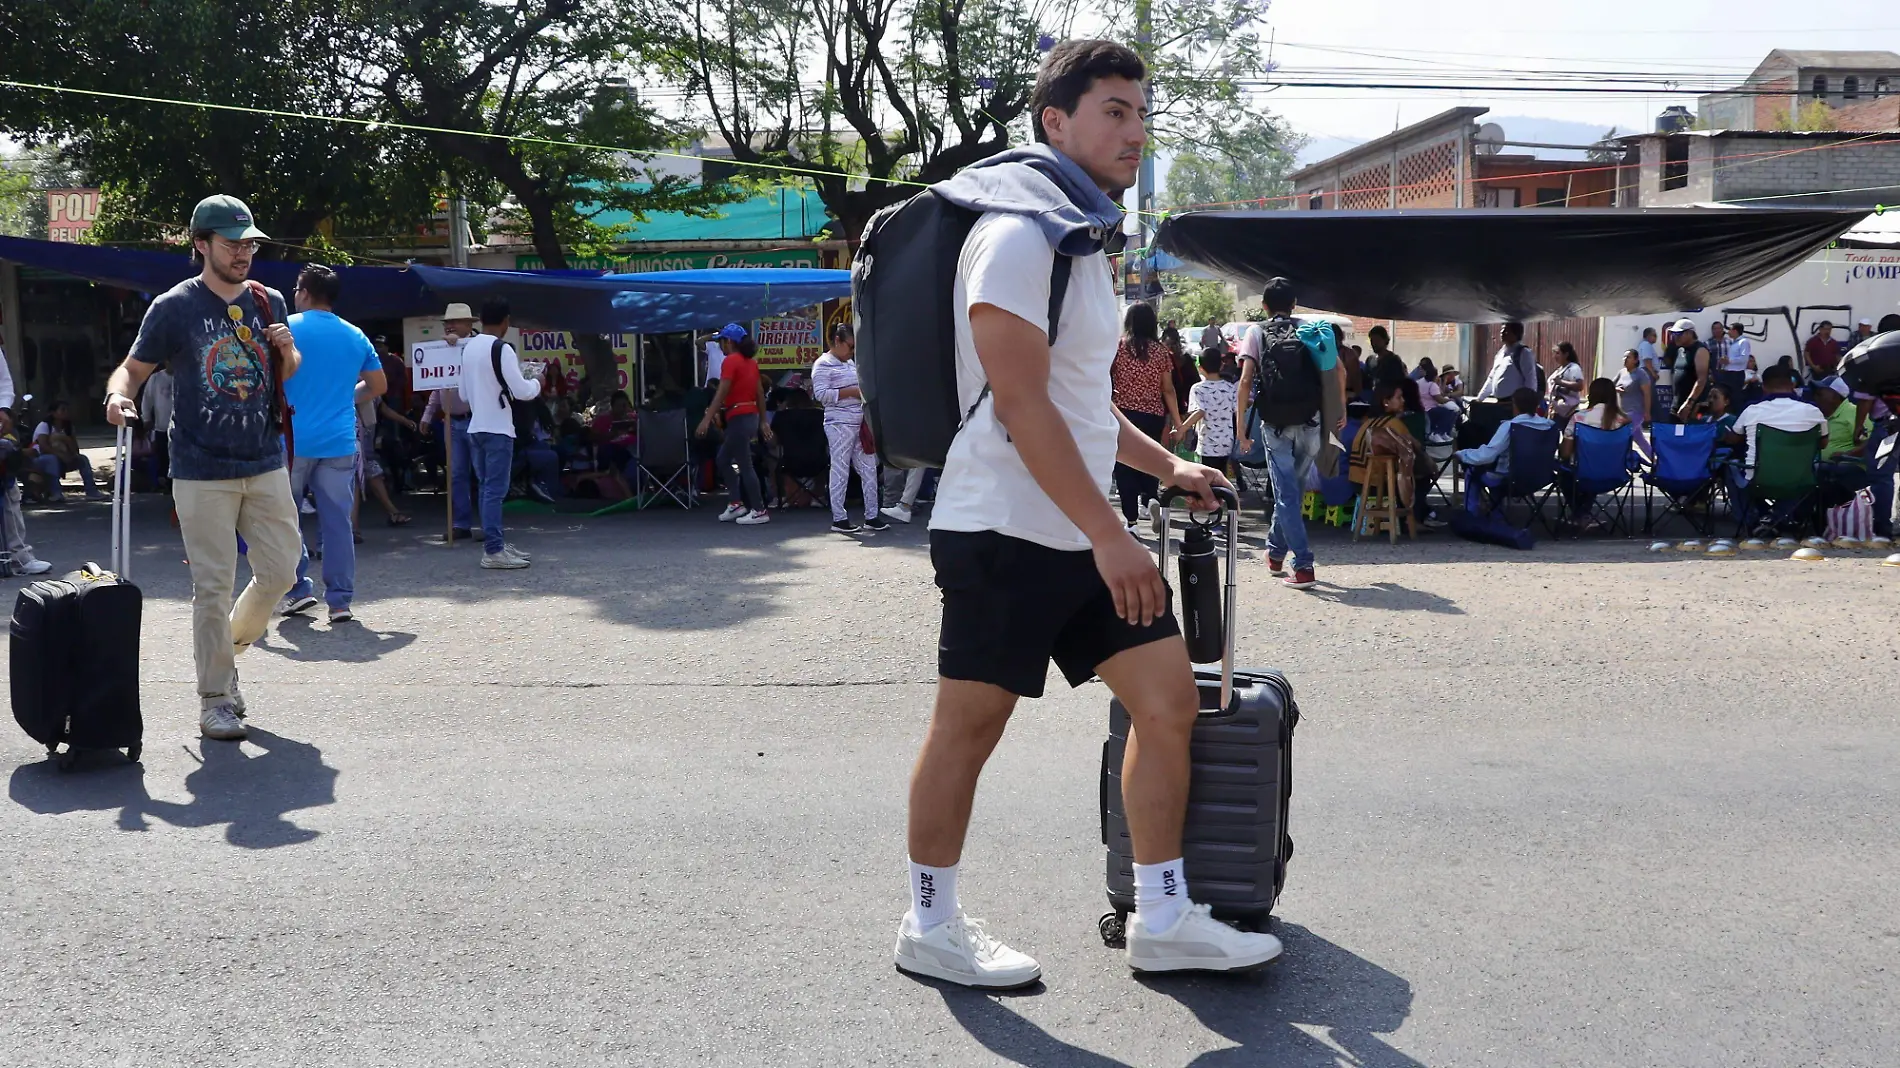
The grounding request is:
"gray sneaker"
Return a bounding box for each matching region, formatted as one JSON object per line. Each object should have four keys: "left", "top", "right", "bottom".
{"left": 281, "top": 593, "right": 320, "bottom": 616}
{"left": 481, "top": 551, "right": 529, "bottom": 570}
{"left": 228, "top": 668, "right": 247, "bottom": 718}
{"left": 200, "top": 703, "right": 248, "bottom": 741}
{"left": 502, "top": 543, "right": 532, "bottom": 561}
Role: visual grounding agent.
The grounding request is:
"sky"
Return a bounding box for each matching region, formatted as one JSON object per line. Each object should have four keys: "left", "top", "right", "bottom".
{"left": 1254, "top": 0, "right": 1898, "bottom": 149}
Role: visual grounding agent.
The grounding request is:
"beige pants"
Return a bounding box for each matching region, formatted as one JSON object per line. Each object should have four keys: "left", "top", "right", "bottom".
{"left": 173, "top": 470, "right": 302, "bottom": 709}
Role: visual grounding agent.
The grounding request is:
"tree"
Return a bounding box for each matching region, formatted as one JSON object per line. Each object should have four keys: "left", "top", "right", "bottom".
{"left": 342, "top": 0, "right": 745, "bottom": 393}
{"left": 0, "top": 0, "right": 450, "bottom": 254}
{"left": 1772, "top": 99, "right": 1838, "bottom": 133}
{"left": 1163, "top": 115, "right": 1303, "bottom": 210}
{"left": 659, "top": 0, "right": 1290, "bottom": 239}
{"left": 1159, "top": 276, "right": 1234, "bottom": 329}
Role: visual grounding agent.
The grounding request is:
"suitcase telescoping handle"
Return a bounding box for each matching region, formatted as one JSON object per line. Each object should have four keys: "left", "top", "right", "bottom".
{"left": 111, "top": 423, "right": 132, "bottom": 581}
{"left": 1155, "top": 484, "right": 1240, "bottom": 713}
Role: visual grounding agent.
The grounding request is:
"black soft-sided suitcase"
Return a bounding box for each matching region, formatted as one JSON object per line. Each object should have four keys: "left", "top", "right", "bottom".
{"left": 10, "top": 426, "right": 142, "bottom": 768}
{"left": 1098, "top": 488, "right": 1296, "bottom": 946}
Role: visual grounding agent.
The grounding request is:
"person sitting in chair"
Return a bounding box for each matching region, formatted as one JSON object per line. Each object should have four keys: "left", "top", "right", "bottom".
{"left": 1724, "top": 364, "right": 1826, "bottom": 538}
{"left": 1348, "top": 381, "right": 1420, "bottom": 514}
{"left": 1455, "top": 387, "right": 1553, "bottom": 514}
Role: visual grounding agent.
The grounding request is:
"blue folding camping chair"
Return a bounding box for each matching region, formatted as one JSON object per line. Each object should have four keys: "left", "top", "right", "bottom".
{"left": 1478, "top": 424, "right": 1562, "bottom": 534}
{"left": 1642, "top": 422, "right": 1720, "bottom": 537}
{"left": 1559, "top": 422, "right": 1638, "bottom": 537}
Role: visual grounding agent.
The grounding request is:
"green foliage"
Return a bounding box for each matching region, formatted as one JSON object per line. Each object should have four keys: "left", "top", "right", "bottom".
{"left": 1163, "top": 115, "right": 1303, "bottom": 210}
{"left": 1159, "top": 277, "right": 1234, "bottom": 329}
{"left": 345, "top": 0, "right": 744, "bottom": 270}
{"left": 0, "top": 0, "right": 450, "bottom": 256}
{"left": 1771, "top": 100, "right": 1839, "bottom": 132}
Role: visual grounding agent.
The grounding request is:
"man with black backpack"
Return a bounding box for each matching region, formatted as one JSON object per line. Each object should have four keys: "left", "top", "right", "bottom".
{"left": 1234, "top": 277, "right": 1343, "bottom": 591}
{"left": 880, "top": 39, "right": 1282, "bottom": 991}
{"left": 457, "top": 299, "right": 545, "bottom": 570}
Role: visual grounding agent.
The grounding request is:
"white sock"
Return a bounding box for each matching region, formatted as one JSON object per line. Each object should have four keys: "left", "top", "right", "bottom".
{"left": 908, "top": 860, "right": 958, "bottom": 931}
{"left": 1133, "top": 858, "right": 1190, "bottom": 932}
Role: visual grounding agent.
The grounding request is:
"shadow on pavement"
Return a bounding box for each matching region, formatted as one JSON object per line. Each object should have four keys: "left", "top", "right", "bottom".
{"left": 1305, "top": 581, "right": 1465, "bottom": 615}
{"left": 257, "top": 617, "right": 418, "bottom": 663}
{"left": 7, "top": 728, "right": 337, "bottom": 848}
{"left": 937, "top": 923, "right": 1417, "bottom": 1068}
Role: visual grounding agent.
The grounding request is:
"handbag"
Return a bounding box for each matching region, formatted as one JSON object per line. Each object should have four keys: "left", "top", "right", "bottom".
{"left": 1825, "top": 489, "right": 1874, "bottom": 543}
{"left": 858, "top": 420, "right": 875, "bottom": 455}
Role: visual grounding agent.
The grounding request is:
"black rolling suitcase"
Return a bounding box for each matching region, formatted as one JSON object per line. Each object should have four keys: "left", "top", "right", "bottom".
{"left": 10, "top": 425, "right": 142, "bottom": 768}
{"left": 1098, "top": 487, "right": 1297, "bottom": 946}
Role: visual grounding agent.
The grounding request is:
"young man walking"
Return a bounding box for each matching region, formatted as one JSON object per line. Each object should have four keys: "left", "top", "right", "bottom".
{"left": 810, "top": 323, "right": 887, "bottom": 534}
{"left": 280, "top": 264, "right": 386, "bottom": 623}
{"left": 104, "top": 194, "right": 303, "bottom": 741}
{"left": 896, "top": 39, "right": 1283, "bottom": 990}
{"left": 1234, "top": 278, "right": 1342, "bottom": 590}
{"left": 459, "top": 299, "right": 544, "bottom": 569}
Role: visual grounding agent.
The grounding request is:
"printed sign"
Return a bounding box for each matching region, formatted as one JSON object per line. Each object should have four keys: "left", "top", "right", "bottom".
{"left": 514, "top": 248, "right": 821, "bottom": 273}
{"left": 46, "top": 188, "right": 102, "bottom": 243}
{"left": 411, "top": 340, "right": 463, "bottom": 391}
{"left": 752, "top": 316, "right": 821, "bottom": 372}
{"left": 516, "top": 331, "right": 639, "bottom": 394}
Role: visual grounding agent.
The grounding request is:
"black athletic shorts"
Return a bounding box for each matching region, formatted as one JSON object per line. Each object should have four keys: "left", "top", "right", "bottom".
{"left": 931, "top": 529, "right": 1180, "bottom": 698}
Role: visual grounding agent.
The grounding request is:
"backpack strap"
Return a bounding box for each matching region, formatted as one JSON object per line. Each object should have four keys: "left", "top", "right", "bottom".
{"left": 245, "top": 280, "right": 294, "bottom": 465}
{"left": 964, "top": 254, "right": 1072, "bottom": 426}
{"left": 488, "top": 337, "right": 511, "bottom": 412}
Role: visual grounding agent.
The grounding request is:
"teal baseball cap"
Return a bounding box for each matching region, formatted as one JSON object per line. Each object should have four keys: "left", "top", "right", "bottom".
{"left": 189, "top": 194, "right": 268, "bottom": 240}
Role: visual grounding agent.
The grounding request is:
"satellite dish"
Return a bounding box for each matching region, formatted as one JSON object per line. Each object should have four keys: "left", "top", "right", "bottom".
{"left": 1474, "top": 122, "right": 1505, "bottom": 156}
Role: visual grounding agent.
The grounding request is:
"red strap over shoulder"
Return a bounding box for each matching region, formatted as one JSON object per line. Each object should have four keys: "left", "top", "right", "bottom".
{"left": 244, "top": 279, "right": 295, "bottom": 463}
{"left": 244, "top": 279, "right": 275, "bottom": 326}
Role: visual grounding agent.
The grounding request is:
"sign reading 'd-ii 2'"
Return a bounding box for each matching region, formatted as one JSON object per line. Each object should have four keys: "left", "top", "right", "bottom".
{"left": 513, "top": 249, "right": 821, "bottom": 272}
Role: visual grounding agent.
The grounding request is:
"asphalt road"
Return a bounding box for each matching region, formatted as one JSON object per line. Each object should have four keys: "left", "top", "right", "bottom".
{"left": 3, "top": 491, "right": 1896, "bottom": 1067}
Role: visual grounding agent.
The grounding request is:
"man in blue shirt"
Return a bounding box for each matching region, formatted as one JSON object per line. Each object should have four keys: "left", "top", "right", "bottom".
{"left": 1456, "top": 387, "right": 1555, "bottom": 513}
{"left": 282, "top": 264, "right": 386, "bottom": 624}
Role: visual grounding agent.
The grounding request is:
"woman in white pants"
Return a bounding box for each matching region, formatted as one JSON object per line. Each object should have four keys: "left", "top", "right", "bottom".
{"left": 810, "top": 323, "right": 886, "bottom": 534}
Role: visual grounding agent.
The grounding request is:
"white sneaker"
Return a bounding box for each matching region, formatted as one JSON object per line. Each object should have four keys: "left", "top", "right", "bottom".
{"left": 503, "top": 543, "right": 532, "bottom": 561}
{"left": 480, "top": 551, "right": 530, "bottom": 569}
{"left": 200, "top": 703, "right": 248, "bottom": 741}
{"left": 735, "top": 509, "right": 772, "bottom": 525}
{"left": 893, "top": 912, "right": 1041, "bottom": 989}
{"left": 1139, "top": 500, "right": 1153, "bottom": 521}
{"left": 300, "top": 498, "right": 317, "bottom": 516}
{"left": 1126, "top": 903, "right": 1283, "bottom": 973}
{"left": 19, "top": 558, "right": 53, "bottom": 576}
{"left": 884, "top": 504, "right": 913, "bottom": 524}
{"left": 717, "top": 503, "right": 745, "bottom": 522}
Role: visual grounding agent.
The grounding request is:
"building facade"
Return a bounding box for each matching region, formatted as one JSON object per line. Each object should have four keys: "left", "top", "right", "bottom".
{"left": 1613, "top": 130, "right": 1900, "bottom": 209}
{"left": 1699, "top": 50, "right": 1900, "bottom": 131}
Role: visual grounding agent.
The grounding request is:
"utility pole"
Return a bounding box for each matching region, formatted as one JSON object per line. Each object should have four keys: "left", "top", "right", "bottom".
{"left": 1133, "top": 0, "right": 1156, "bottom": 303}
{"left": 449, "top": 194, "right": 471, "bottom": 268}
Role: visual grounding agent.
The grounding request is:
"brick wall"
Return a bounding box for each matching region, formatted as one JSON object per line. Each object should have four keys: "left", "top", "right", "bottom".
{"left": 1831, "top": 96, "right": 1900, "bottom": 131}
{"left": 1712, "top": 135, "right": 1900, "bottom": 206}
{"left": 1751, "top": 76, "right": 1797, "bottom": 128}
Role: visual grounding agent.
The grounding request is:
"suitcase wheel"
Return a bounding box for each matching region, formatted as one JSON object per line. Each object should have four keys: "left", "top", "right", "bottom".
{"left": 125, "top": 744, "right": 141, "bottom": 763}
{"left": 55, "top": 749, "right": 81, "bottom": 773}
{"left": 1098, "top": 910, "right": 1128, "bottom": 949}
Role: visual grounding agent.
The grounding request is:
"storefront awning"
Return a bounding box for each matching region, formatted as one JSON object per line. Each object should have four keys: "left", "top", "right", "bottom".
{"left": 408, "top": 265, "right": 851, "bottom": 334}
{"left": 1156, "top": 207, "right": 1867, "bottom": 322}
{"left": 0, "top": 234, "right": 432, "bottom": 320}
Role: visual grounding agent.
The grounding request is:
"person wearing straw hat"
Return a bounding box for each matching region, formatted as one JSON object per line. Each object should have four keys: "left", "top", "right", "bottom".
{"left": 102, "top": 194, "right": 304, "bottom": 742}
{"left": 420, "top": 303, "right": 479, "bottom": 539}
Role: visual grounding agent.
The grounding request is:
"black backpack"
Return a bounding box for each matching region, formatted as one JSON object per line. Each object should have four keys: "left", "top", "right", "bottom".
{"left": 854, "top": 190, "right": 1070, "bottom": 469}
{"left": 1251, "top": 317, "right": 1323, "bottom": 431}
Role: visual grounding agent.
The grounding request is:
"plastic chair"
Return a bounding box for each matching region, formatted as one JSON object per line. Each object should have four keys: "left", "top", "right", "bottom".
{"left": 635, "top": 408, "right": 696, "bottom": 510}
{"left": 1738, "top": 425, "right": 1823, "bottom": 537}
{"left": 1642, "top": 422, "right": 1719, "bottom": 537}
{"left": 1559, "top": 423, "right": 1637, "bottom": 536}
{"left": 1479, "top": 424, "right": 1562, "bottom": 533}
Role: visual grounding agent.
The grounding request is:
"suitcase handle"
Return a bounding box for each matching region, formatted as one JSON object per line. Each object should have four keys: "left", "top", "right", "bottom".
{"left": 110, "top": 424, "right": 131, "bottom": 580}
{"left": 1155, "top": 485, "right": 1239, "bottom": 713}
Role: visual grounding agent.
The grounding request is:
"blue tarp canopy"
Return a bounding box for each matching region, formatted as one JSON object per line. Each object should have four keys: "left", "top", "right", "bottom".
{"left": 408, "top": 265, "right": 852, "bottom": 334}
{"left": 0, "top": 234, "right": 431, "bottom": 320}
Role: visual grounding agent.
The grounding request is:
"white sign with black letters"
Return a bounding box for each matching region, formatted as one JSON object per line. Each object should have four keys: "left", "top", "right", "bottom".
{"left": 411, "top": 340, "right": 464, "bottom": 391}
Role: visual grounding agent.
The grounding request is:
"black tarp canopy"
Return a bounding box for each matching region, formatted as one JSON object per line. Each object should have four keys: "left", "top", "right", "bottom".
{"left": 1156, "top": 207, "right": 1867, "bottom": 322}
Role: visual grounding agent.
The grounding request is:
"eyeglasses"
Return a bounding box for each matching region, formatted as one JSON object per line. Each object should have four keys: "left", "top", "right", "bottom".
{"left": 215, "top": 238, "right": 260, "bottom": 254}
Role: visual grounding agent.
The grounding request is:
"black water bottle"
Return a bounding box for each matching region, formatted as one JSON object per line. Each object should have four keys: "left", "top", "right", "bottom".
{"left": 1177, "top": 523, "right": 1224, "bottom": 664}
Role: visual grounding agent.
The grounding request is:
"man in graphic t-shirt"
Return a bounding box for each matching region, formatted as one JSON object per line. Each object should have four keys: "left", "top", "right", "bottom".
{"left": 104, "top": 194, "right": 304, "bottom": 742}
{"left": 894, "top": 39, "right": 1281, "bottom": 992}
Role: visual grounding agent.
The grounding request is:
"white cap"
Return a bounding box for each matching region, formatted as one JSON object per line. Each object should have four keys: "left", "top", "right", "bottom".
{"left": 1672, "top": 318, "right": 1696, "bottom": 333}
{"left": 1861, "top": 318, "right": 1874, "bottom": 326}
{"left": 1824, "top": 377, "right": 1852, "bottom": 398}
{"left": 443, "top": 302, "right": 475, "bottom": 321}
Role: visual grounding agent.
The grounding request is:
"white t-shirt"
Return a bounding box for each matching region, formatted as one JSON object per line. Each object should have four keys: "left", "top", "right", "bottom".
{"left": 1732, "top": 395, "right": 1826, "bottom": 470}
{"left": 1188, "top": 378, "right": 1239, "bottom": 458}
{"left": 459, "top": 333, "right": 542, "bottom": 438}
{"left": 929, "top": 213, "right": 1120, "bottom": 551}
{"left": 703, "top": 341, "right": 724, "bottom": 385}
{"left": 31, "top": 421, "right": 53, "bottom": 443}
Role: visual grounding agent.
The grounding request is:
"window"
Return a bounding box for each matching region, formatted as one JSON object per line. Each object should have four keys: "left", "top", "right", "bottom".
{"left": 1813, "top": 75, "right": 1829, "bottom": 99}
{"left": 1661, "top": 136, "right": 1690, "bottom": 191}
{"left": 1844, "top": 76, "right": 1861, "bottom": 100}
{"left": 1535, "top": 187, "right": 1568, "bottom": 207}
{"left": 1308, "top": 193, "right": 1324, "bottom": 211}
{"left": 1876, "top": 77, "right": 1892, "bottom": 97}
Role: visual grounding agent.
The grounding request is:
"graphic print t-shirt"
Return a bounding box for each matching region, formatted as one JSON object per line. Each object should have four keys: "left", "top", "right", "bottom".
{"left": 128, "top": 278, "right": 289, "bottom": 480}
